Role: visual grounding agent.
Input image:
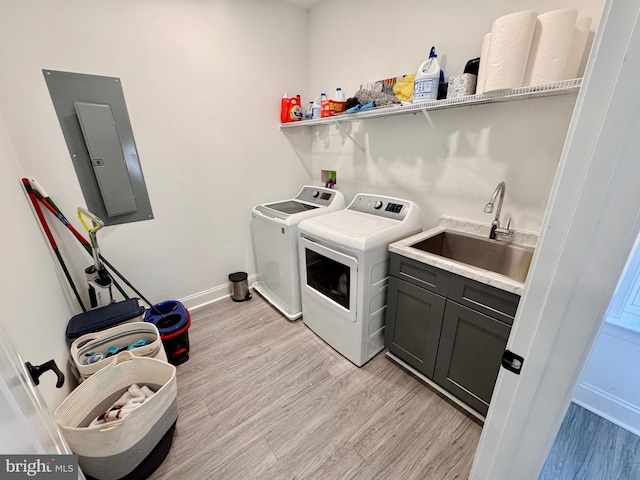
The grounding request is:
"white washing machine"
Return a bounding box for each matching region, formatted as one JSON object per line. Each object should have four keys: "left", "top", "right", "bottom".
{"left": 251, "top": 186, "right": 345, "bottom": 320}
{"left": 298, "top": 194, "right": 421, "bottom": 366}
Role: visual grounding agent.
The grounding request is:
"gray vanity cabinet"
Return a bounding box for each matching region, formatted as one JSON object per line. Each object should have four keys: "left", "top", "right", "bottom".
{"left": 385, "top": 252, "right": 520, "bottom": 416}
{"left": 384, "top": 276, "right": 446, "bottom": 378}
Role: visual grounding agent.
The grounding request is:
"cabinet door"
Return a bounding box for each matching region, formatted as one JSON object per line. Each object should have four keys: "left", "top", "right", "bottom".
{"left": 434, "top": 301, "right": 511, "bottom": 416}
{"left": 385, "top": 276, "right": 446, "bottom": 378}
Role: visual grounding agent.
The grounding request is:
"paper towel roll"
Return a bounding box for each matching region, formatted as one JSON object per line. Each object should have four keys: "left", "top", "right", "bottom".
{"left": 523, "top": 9, "right": 579, "bottom": 86}
{"left": 476, "top": 33, "right": 491, "bottom": 95}
{"left": 563, "top": 17, "right": 592, "bottom": 79}
{"left": 484, "top": 11, "right": 537, "bottom": 93}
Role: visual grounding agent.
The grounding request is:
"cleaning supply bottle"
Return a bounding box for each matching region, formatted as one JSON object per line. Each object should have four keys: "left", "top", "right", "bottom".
{"left": 311, "top": 96, "right": 321, "bottom": 119}
{"left": 314, "top": 93, "right": 327, "bottom": 119}
{"left": 333, "top": 87, "right": 346, "bottom": 115}
{"left": 295, "top": 94, "right": 302, "bottom": 120}
{"left": 413, "top": 47, "right": 441, "bottom": 103}
{"left": 288, "top": 94, "right": 303, "bottom": 122}
{"left": 280, "top": 93, "right": 291, "bottom": 123}
{"left": 305, "top": 101, "right": 314, "bottom": 119}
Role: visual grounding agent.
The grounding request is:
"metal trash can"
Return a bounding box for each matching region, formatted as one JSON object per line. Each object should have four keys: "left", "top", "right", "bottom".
{"left": 229, "top": 272, "right": 251, "bottom": 302}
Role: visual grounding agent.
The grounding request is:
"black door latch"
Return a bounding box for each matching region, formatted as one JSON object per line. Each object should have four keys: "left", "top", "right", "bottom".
{"left": 501, "top": 350, "right": 524, "bottom": 375}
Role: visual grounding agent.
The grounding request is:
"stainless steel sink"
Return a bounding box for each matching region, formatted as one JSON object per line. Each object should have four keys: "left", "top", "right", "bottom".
{"left": 409, "top": 231, "right": 534, "bottom": 283}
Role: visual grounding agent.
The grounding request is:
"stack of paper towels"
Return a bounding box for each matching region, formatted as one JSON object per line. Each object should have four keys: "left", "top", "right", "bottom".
{"left": 476, "top": 9, "right": 591, "bottom": 94}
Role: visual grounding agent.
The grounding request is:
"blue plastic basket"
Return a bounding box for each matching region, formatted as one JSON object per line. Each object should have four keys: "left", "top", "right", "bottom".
{"left": 144, "top": 300, "right": 190, "bottom": 365}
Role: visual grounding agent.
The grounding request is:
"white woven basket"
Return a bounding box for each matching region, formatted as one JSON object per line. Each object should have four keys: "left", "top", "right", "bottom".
{"left": 54, "top": 352, "right": 177, "bottom": 480}
{"left": 70, "top": 322, "right": 167, "bottom": 381}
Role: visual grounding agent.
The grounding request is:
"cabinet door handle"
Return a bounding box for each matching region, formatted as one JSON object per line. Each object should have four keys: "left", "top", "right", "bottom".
{"left": 501, "top": 350, "right": 524, "bottom": 375}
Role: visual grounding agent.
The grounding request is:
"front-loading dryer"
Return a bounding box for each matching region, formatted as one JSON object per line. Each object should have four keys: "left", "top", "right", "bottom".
{"left": 298, "top": 194, "right": 421, "bottom": 366}
{"left": 251, "top": 186, "right": 345, "bottom": 320}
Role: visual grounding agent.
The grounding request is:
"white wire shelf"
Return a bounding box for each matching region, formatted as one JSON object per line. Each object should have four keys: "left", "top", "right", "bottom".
{"left": 280, "top": 78, "right": 582, "bottom": 128}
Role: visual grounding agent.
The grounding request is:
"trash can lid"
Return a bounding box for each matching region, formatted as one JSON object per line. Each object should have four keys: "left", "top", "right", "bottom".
{"left": 228, "top": 272, "right": 248, "bottom": 282}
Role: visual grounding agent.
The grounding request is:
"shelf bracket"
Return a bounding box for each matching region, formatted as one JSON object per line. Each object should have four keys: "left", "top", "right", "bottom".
{"left": 333, "top": 120, "right": 365, "bottom": 154}
{"left": 421, "top": 109, "right": 449, "bottom": 156}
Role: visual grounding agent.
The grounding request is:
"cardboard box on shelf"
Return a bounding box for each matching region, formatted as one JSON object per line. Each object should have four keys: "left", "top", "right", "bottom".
{"left": 320, "top": 99, "right": 346, "bottom": 117}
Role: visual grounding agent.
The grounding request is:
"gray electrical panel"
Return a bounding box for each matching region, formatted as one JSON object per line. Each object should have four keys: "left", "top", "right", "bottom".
{"left": 43, "top": 70, "right": 153, "bottom": 226}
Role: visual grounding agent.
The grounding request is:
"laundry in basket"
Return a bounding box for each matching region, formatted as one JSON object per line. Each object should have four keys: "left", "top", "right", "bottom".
{"left": 70, "top": 322, "right": 167, "bottom": 382}
{"left": 54, "top": 352, "right": 178, "bottom": 480}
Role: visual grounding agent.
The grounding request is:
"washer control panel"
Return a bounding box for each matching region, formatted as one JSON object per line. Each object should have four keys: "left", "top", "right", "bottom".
{"left": 296, "top": 186, "right": 338, "bottom": 206}
{"left": 348, "top": 194, "right": 412, "bottom": 220}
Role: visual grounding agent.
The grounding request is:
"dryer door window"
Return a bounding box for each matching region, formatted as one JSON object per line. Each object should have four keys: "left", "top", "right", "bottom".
{"left": 305, "top": 249, "right": 351, "bottom": 309}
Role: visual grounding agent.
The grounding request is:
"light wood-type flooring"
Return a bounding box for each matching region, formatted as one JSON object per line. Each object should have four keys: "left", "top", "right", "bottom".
{"left": 149, "top": 295, "right": 482, "bottom": 480}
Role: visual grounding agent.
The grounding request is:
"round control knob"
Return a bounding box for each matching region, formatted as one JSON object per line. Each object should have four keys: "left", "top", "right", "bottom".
{"left": 312, "top": 191, "right": 320, "bottom": 198}
{"left": 373, "top": 200, "right": 383, "bottom": 210}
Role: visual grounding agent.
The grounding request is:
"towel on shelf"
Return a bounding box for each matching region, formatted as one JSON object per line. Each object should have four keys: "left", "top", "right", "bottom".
{"left": 89, "top": 384, "right": 155, "bottom": 427}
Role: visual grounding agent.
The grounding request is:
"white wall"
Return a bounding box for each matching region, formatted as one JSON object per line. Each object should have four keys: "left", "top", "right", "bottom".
{"left": 0, "top": 115, "right": 75, "bottom": 408}
{"left": 0, "top": 0, "right": 310, "bottom": 411}
{"left": 574, "top": 322, "right": 640, "bottom": 436}
{"left": 306, "top": 0, "right": 604, "bottom": 232}
{"left": 0, "top": 0, "right": 311, "bottom": 311}
{"left": 573, "top": 239, "right": 640, "bottom": 435}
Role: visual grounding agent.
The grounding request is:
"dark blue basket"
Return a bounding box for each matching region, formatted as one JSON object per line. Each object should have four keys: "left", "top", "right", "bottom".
{"left": 144, "top": 300, "right": 189, "bottom": 335}
{"left": 66, "top": 298, "right": 145, "bottom": 342}
{"left": 144, "top": 300, "right": 191, "bottom": 365}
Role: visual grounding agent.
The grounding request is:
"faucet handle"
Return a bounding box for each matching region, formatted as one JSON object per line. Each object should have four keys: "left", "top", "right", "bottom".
{"left": 494, "top": 217, "right": 511, "bottom": 237}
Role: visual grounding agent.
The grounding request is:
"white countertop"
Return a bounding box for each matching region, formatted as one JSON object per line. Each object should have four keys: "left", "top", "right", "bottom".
{"left": 388, "top": 216, "right": 539, "bottom": 296}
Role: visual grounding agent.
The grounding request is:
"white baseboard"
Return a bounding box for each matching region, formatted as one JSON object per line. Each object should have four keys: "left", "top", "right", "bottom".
{"left": 178, "top": 273, "right": 259, "bottom": 312}
{"left": 573, "top": 382, "right": 640, "bottom": 437}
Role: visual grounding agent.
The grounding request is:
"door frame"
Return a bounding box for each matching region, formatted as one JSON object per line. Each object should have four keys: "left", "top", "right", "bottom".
{"left": 470, "top": 0, "right": 640, "bottom": 477}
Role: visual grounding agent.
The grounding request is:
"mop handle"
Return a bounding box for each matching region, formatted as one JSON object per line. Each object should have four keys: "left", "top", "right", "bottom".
{"left": 77, "top": 207, "right": 104, "bottom": 234}
{"left": 29, "top": 180, "right": 161, "bottom": 316}
{"left": 21, "top": 178, "right": 87, "bottom": 312}
{"left": 78, "top": 207, "right": 104, "bottom": 270}
{"left": 28, "top": 177, "right": 49, "bottom": 198}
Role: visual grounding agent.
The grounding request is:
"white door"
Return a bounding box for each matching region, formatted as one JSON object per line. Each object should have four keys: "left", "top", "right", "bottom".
{"left": 470, "top": 0, "right": 640, "bottom": 478}
{"left": 0, "top": 323, "right": 71, "bottom": 455}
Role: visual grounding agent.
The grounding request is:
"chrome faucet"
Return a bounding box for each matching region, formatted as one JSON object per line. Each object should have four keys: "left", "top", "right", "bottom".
{"left": 484, "top": 181, "right": 511, "bottom": 239}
